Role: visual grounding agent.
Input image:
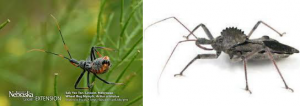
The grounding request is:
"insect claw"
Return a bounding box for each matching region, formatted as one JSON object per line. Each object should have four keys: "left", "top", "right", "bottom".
{"left": 280, "top": 32, "right": 286, "bottom": 37}
{"left": 286, "top": 87, "right": 294, "bottom": 92}
{"left": 88, "top": 82, "right": 95, "bottom": 88}
{"left": 174, "top": 74, "right": 184, "bottom": 77}
{"left": 245, "top": 89, "right": 252, "bottom": 94}
{"left": 183, "top": 36, "right": 188, "bottom": 39}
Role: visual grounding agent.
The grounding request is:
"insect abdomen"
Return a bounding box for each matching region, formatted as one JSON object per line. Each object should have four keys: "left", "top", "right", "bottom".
{"left": 91, "top": 59, "right": 110, "bottom": 74}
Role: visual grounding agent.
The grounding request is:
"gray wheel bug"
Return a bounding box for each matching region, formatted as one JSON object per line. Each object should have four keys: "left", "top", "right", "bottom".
{"left": 28, "top": 15, "right": 123, "bottom": 89}
{"left": 145, "top": 17, "right": 299, "bottom": 94}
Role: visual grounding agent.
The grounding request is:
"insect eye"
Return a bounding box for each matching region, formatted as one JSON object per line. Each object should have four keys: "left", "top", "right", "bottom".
{"left": 102, "top": 60, "right": 110, "bottom": 65}
{"left": 218, "top": 39, "right": 223, "bottom": 42}
{"left": 262, "top": 35, "right": 270, "bottom": 39}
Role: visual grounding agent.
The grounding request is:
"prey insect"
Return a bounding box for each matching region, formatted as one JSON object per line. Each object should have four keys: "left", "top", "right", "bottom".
{"left": 28, "top": 15, "right": 123, "bottom": 89}
{"left": 145, "top": 17, "right": 299, "bottom": 94}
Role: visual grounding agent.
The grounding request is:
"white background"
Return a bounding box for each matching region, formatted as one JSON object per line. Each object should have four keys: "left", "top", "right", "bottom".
{"left": 144, "top": 0, "right": 300, "bottom": 106}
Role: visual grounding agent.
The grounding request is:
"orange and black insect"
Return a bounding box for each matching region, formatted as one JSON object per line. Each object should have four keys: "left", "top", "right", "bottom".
{"left": 28, "top": 15, "right": 122, "bottom": 89}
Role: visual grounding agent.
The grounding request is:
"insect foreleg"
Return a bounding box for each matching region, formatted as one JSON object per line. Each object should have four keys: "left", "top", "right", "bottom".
{"left": 90, "top": 47, "right": 97, "bottom": 61}
{"left": 174, "top": 53, "right": 220, "bottom": 77}
{"left": 90, "top": 46, "right": 117, "bottom": 59}
{"left": 27, "top": 49, "right": 70, "bottom": 60}
{"left": 93, "top": 46, "right": 116, "bottom": 52}
{"left": 144, "top": 17, "right": 197, "bottom": 39}
{"left": 185, "top": 24, "right": 214, "bottom": 40}
{"left": 247, "top": 21, "right": 286, "bottom": 38}
{"left": 51, "top": 14, "right": 73, "bottom": 59}
{"left": 156, "top": 40, "right": 197, "bottom": 93}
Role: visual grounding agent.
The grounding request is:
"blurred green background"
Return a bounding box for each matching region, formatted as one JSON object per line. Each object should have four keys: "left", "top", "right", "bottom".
{"left": 0, "top": 0, "right": 143, "bottom": 106}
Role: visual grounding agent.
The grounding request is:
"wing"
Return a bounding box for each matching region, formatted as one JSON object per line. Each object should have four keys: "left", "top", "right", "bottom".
{"left": 263, "top": 41, "right": 299, "bottom": 54}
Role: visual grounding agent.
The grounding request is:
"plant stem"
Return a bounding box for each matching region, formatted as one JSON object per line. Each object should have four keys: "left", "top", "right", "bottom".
{"left": 0, "top": 19, "right": 10, "bottom": 30}
{"left": 115, "top": 50, "right": 140, "bottom": 82}
{"left": 97, "top": 0, "right": 107, "bottom": 42}
{"left": 88, "top": 1, "right": 108, "bottom": 106}
{"left": 118, "top": 1, "right": 142, "bottom": 59}
{"left": 120, "top": 0, "right": 124, "bottom": 28}
{"left": 105, "top": 36, "right": 142, "bottom": 81}
{"left": 125, "top": 95, "right": 143, "bottom": 106}
{"left": 54, "top": 73, "right": 60, "bottom": 106}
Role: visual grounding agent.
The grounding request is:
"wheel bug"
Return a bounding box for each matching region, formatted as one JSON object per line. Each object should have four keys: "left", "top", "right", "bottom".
{"left": 28, "top": 15, "right": 123, "bottom": 89}
{"left": 145, "top": 17, "right": 299, "bottom": 94}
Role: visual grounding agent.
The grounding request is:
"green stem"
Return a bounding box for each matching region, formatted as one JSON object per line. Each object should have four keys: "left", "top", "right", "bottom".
{"left": 118, "top": 1, "right": 142, "bottom": 59}
{"left": 38, "top": 0, "right": 79, "bottom": 106}
{"left": 0, "top": 19, "right": 10, "bottom": 30}
{"left": 97, "top": 0, "right": 108, "bottom": 42}
{"left": 102, "top": 13, "right": 117, "bottom": 48}
{"left": 115, "top": 50, "right": 140, "bottom": 82}
{"left": 122, "top": 36, "right": 142, "bottom": 60}
{"left": 125, "top": 95, "right": 143, "bottom": 106}
{"left": 119, "top": 66, "right": 142, "bottom": 90}
{"left": 105, "top": 36, "right": 142, "bottom": 81}
{"left": 54, "top": 73, "right": 60, "bottom": 106}
{"left": 120, "top": 0, "right": 124, "bottom": 28}
{"left": 89, "top": 1, "right": 108, "bottom": 106}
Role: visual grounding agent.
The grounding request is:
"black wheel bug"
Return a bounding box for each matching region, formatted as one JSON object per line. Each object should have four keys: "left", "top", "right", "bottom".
{"left": 28, "top": 15, "right": 123, "bottom": 89}
{"left": 145, "top": 17, "right": 299, "bottom": 94}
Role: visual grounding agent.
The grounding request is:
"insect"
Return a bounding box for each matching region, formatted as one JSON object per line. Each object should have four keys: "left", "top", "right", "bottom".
{"left": 28, "top": 15, "right": 123, "bottom": 89}
{"left": 145, "top": 17, "right": 299, "bottom": 94}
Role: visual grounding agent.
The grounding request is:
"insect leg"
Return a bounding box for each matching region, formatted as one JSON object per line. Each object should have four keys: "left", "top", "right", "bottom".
{"left": 159, "top": 40, "right": 196, "bottom": 78}
{"left": 185, "top": 24, "right": 214, "bottom": 40}
{"left": 74, "top": 70, "right": 89, "bottom": 89}
{"left": 156, "top": 39, "right": 199, "bottom": 92}
{"left": 90, "top": 47, "right": 96, "bottom": 61}
{"left": 27, "top": 49, "right": 70, "bottom": 60}
{"left": 241, "top": 49, "right": 262, "bottom": 94}
{"left": 247, "top": 21, "right": 286, "bottom": 38}
{"left": 51, "top": 15, "right": 73, "bottom": 59}
{"left": 93, "top": 48, "right": 102, "bottom": 57}
{"left": 93, "top": 46, "right": 117, "bottom": 52}
{"left": 242, "top": 57, "right": 252, "bottom": 94}
{"left": 92, "top": 46, "right": 116, "bottom": 58}
{"left": 144, "top": 17, "right": 197, "bottom": 39}
{"left": 174, "top": 53, "right": 220, "bottom": 77}
{"left": 93, "top": 73, "right": 123, "bottom": 85}
{"left": 87, "top": 71, "right": 95, "bottom": 88}
{"left": 265, "top": 48, "right": 294, "bottom": 92}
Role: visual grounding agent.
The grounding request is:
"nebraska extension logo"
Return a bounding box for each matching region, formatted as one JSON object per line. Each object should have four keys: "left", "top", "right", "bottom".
{"left": 9, "top": 91, "right": 33, "bottom": 98}
{"left": 8, "top": 91, "right": 61, "bottom": 101}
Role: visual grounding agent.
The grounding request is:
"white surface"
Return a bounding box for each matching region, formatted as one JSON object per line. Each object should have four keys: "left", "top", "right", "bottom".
{"left": 144, "top": 0, "right": 300, "bottom": 106}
